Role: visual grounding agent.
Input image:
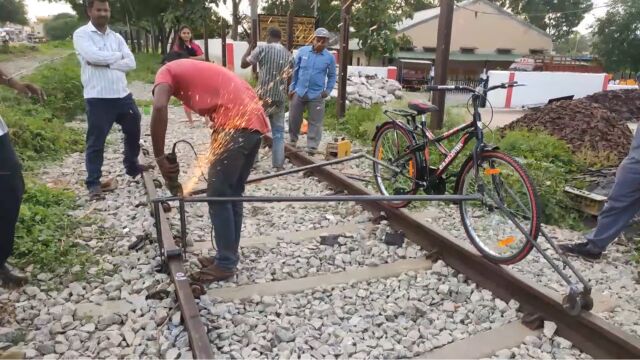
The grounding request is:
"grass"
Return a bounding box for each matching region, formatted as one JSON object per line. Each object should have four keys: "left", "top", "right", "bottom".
{"left": 127, "top": 52, "right": 163, "bottom": 84}
{"left": 0, "top": 40, "right": 73, "bottom": 62}
{"left": 1, "top": 53, "right": 92, "bottom": 276}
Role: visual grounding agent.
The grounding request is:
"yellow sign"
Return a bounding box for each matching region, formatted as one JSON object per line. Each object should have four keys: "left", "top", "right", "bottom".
{"left": 258, "top": 14, "right": 316, "bottom": 48}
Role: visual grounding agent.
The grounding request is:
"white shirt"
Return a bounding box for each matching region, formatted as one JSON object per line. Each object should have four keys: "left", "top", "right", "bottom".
{"left": 0, "top": 116, "right": 7, "bottom": 136}
{"left": 73, "top": 22, "right": 136, "bottom": 99}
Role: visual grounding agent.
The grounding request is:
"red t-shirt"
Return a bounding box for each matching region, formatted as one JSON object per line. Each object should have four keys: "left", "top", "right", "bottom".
{"left": 173, "top": 41, "right": 204, "bottom": 56}
{"left": 154, "top": 59, "right": 270, "bottom": 134}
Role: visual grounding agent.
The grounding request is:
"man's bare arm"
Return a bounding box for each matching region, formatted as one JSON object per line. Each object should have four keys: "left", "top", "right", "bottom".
{"left": 150, "top": 83, "right": 172, "bottom": 159}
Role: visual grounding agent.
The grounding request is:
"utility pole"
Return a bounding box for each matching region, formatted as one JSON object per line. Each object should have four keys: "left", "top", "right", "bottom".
{"left": 221, "top": 21, "right": 227, "bottom": 67}
{"left": 203, "top": 20, "right": 210, "bottom": 62}
{"left": 337, "top": 0, "right": 353, "bottom": 119}
{"left": 287, "top": 9, "right": 294, "bottom": 51}
{"left": 431, "top": 0, "right": 454, "bottom": 130}
{"left": 250, "top": 0, "right": 259, "bottom": 77}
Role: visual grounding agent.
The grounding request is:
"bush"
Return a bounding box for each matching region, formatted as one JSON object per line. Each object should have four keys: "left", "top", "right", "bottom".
{"left": 12, "top": 181, "right": 92, "bottom": 275}
{"left": 498, "top": 130, "right": 584, "bottom": 229}
{"left": 24, "top": 54, "right": 84, "bottom": 121}
{"left": 44, "top": 13, "right": 80, "bottom": 41}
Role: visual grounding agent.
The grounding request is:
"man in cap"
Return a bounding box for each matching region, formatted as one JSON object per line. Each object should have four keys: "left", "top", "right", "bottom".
{"left": 288, "top": 27, "right": 336, "bottom": 155}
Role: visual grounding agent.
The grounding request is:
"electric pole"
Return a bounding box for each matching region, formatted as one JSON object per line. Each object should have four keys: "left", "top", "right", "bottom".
{"left": 431, "top": 0, "right": 454, "bottom": 130}
{"left": 337, "top": 0, "right": 352, "bottom": 119}
{"left": 250, "top": 0, "right": 259, "bottom": 77}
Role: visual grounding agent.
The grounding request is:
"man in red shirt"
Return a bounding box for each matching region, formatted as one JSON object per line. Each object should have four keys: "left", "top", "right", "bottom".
{"left": 151, "top": 52, "right": 270, "bottom": 282}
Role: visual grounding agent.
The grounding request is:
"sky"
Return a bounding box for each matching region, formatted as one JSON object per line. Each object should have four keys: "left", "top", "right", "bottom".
{"left": 26, "top": 0, "right": 609, "bottom": 34}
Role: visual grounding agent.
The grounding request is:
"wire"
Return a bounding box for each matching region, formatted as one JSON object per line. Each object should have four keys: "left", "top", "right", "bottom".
{"left": 455, "top": 3, "right": 611, "bottom": 17}
{"left": 171, "top": 140, "right": 209, "bottom": 184}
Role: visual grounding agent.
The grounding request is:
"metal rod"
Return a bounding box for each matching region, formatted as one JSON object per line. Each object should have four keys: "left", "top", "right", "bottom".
{"left": 540, "top": 227, "right": 591, "bottom": 292}
{"left": 153, "top": 201, "right": 163, "bottom": 262}
{"left": 188, "top": 153, "right": 369, "bottom": 196}
{"left": 179, "top": 199, "right": 187, "bottom": 258}
{"left": 153, "top": 194, "right": 484, "bottom": 204}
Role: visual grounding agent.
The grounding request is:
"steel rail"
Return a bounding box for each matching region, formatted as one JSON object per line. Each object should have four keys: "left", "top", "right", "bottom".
{"left": 138, "top": 152, "right": 214, "bottom": 359}
{"left": 263, "top": 138, "right": 640, "bottom": 359}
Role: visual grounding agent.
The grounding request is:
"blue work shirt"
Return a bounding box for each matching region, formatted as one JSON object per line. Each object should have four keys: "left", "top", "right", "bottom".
{"left": 289, "top": 45, "right": 337, "bottom": 99}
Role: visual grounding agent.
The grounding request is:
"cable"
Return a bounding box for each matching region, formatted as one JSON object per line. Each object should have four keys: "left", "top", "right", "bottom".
{"left": 171, "top": 140, "right": 209, "bottom": 184}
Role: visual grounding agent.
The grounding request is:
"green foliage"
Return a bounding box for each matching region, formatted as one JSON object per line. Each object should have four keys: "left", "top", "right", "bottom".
{"left": 497, "top": 130, "right": 584, "bottom": 229}
{"left": 12, "top": 181, "right": 92, "bottom": 275}
{"left": 0, "top": 0, "right": 28, "bottom": 25}
{"left": 488, "top": 0, "right": 592, "bottom": 41}
{"left": 592, "top": 0, "right": 640, "bottom": 72}
{"left": 324, "top": 101, "right": 386, "bottom": 144}
{"left": 0, "top": 54, "right": 84, "bottom": 167}
{"left": 553, "top": 31, "right": 592, "bottom": 56}
{"left": 24, "top": 55, "right": 84, "bottom": 121}
{"left": 127, "top": 52, "right": 162, "bottom": 84}
{"left": 44, "top": 13, "right": 81, "bottom": 41}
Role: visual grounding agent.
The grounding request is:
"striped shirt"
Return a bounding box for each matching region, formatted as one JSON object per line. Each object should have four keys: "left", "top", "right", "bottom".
{"left": 73, "top": 22, "right": 136, "bottom": 99}
{"left": 0, "top": 116, "right": 7, "bottom": 136}
{"left": 247, "top": 42, "right": 292, "bottom": 105}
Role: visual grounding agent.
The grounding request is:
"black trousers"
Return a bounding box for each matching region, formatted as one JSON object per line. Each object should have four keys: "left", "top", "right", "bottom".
{"left": 0, "top": 133, "right": 24, "bottom": 267}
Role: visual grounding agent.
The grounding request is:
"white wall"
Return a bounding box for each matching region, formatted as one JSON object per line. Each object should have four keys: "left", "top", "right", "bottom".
{"left": 193, "top": 39, "right": 252, "bottom": 79}
{"left": 487, "top": 70, "right": 609, "bottom": 108}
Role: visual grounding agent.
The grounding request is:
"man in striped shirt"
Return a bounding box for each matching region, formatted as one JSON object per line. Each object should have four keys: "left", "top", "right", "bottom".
{"left": 241, "top": 27, "right": 292, "bottom": 170}
{"left": 73, "top": 0, "right": 152, "bottom": 201}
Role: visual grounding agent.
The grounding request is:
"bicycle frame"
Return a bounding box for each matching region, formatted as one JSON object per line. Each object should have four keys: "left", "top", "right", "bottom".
{"left": 382, "top": 93, "right": 486, "bottom": 182}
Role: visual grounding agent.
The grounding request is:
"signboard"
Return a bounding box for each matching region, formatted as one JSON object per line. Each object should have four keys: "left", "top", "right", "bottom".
{"left": 258, "top": 14, "right": 316, "bottom": 48}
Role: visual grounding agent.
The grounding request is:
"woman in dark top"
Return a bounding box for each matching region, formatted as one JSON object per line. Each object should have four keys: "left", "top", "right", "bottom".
{"left": 173, "top": 25, "right": 205, "bottom": 125}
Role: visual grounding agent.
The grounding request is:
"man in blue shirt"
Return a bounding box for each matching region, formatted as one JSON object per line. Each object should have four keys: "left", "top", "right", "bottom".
{"left": 288, "top": 28, "right": 337, "bottom": 154}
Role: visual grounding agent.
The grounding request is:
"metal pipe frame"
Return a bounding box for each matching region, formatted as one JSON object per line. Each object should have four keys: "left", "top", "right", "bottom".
{"left": 152, "top": 194, "right": 484, "bottom": 204}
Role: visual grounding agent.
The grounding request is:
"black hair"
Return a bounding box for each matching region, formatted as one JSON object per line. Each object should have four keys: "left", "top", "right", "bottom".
{"left": 267, "top": 27, "right": 282, "bottom": 40}
{"left": 161, "top": 51, "right": 190, "bottom": 65}
{"left": 87, "top": 0, "right": 108, "bottom": 9}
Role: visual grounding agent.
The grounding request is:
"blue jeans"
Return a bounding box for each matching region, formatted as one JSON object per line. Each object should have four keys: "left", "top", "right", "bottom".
{"left": 587, "top": 126, "right": 640, "bottom": 251}
{"left": 266, "top": 103, "right": 285, "bottom": 168}
{"left": 207, "top": 130, "right": 262, "bottom": 271}
{"left": 84, "top": 93, "right": 141, "bottom": 190}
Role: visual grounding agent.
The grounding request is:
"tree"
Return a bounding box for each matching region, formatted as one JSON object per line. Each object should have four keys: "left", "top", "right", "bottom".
{"left": 0, "top": 0, "right": 28, "bottom": 25}
{"left": 260, "top": 0, "right": 341, "bottom": 32}
{"left": 352, "top": 0, "right": 417, "bottom": 65}
{"left": 44, "top": 13, "right": 80, "bottom": 40}
{"left": 489, "top": 0, "right": 592, "bottom": 41}
{"left": 592, "top": 0, "right": 640, "bottom": 72}
{"left": 553, "top": 31, "right": 592, "bottom": 56}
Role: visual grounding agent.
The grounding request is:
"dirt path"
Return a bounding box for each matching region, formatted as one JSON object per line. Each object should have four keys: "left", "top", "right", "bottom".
{"left": 0, "top": 49, "right": 73, "bottom": 78}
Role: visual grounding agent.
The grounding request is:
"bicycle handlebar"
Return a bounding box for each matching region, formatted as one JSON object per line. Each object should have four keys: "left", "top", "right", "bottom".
{"left": 426, "top": 81, "right": 524, "bottom": 94}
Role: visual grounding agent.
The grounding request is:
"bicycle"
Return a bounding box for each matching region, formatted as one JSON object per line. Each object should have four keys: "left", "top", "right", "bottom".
{"left": 371, "top": 81, "right": 541, "bottom": 265}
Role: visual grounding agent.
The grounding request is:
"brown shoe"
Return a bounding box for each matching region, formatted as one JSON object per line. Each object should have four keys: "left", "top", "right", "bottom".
{"left": 0, "top": 264, "right": 28, "bottom": 289}
{"left": 190, "top": 264, "right": 235, "bottom": 284}
{"left": 197, "top": 256, "right": 215, "bottom": 268}
{"left": 100, "top": 178, "right": 118, "bottom": 193}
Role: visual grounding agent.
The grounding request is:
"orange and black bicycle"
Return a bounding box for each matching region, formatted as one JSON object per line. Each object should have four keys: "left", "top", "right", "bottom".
{"left": 372, "top": 81, "right": 541, "bottom": 265}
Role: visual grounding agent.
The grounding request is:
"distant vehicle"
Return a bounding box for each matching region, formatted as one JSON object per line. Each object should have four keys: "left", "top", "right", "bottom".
{"left": 509, "top": 56, "right": 604, "bottom": 73}
{"left": 26, "top": 34, "right": 47, "bottom": 44}
{"left": 396, "top": 59, "right": 432, "bottom": 91}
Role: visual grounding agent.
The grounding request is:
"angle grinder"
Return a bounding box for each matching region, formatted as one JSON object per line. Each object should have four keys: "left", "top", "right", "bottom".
{"left": 164, "top": 143, "right": 183, "bottom": 197}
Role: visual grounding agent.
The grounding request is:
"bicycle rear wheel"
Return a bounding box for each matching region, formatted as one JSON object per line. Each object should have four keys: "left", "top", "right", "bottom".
{"left": 372, "top": 122, "right": 420, "bottom": 208}
{"left": 456, "top": 151, "right": 541, "bottom": 264}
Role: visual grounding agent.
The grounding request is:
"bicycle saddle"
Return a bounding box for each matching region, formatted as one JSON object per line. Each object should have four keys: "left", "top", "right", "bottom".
{"left": 408, "top": 100, "right": 439, "bottom": 115}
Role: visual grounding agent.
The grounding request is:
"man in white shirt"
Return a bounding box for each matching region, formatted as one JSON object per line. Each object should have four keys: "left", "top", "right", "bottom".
{"left": 73, "top": 0, "right": 152, "bottom": 201}
{"left": 0, "top": 67, "right": 46, "bottom": 288}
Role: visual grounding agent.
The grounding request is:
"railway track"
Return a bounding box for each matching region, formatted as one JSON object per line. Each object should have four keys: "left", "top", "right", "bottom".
{"left": 140, "top": 129, "right": 640, "bottom": 359}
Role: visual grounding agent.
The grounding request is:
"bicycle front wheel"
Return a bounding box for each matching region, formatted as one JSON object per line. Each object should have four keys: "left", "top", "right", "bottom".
{"left": 372, "top": 122, "right": 420, "bottom": 208}
{"left": 456, "top": 151, "right": 541, "bottom": 264}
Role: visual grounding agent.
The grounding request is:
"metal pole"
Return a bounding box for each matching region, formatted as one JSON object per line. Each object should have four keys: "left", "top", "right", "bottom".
{"left": 337, "top": 0, "right": 352, "bottom": 119}
{"left": 221, "top": 21, "right": 227, "bottom": 67}
{"left": 250, "top": 0, "right": 259, "bottom": 77}
{"left": 431, "top": 0, "right": 454, "bottom": 130}
{"left": 203, "top": 20, "right": 210, "bottom": 62}
{"left": 154, "top": 194, "right": 484, "bottom": 203}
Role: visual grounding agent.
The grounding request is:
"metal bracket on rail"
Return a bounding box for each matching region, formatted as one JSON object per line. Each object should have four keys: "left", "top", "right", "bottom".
{"left": 494, "top": 195, "right": 594, "bottom": 316}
